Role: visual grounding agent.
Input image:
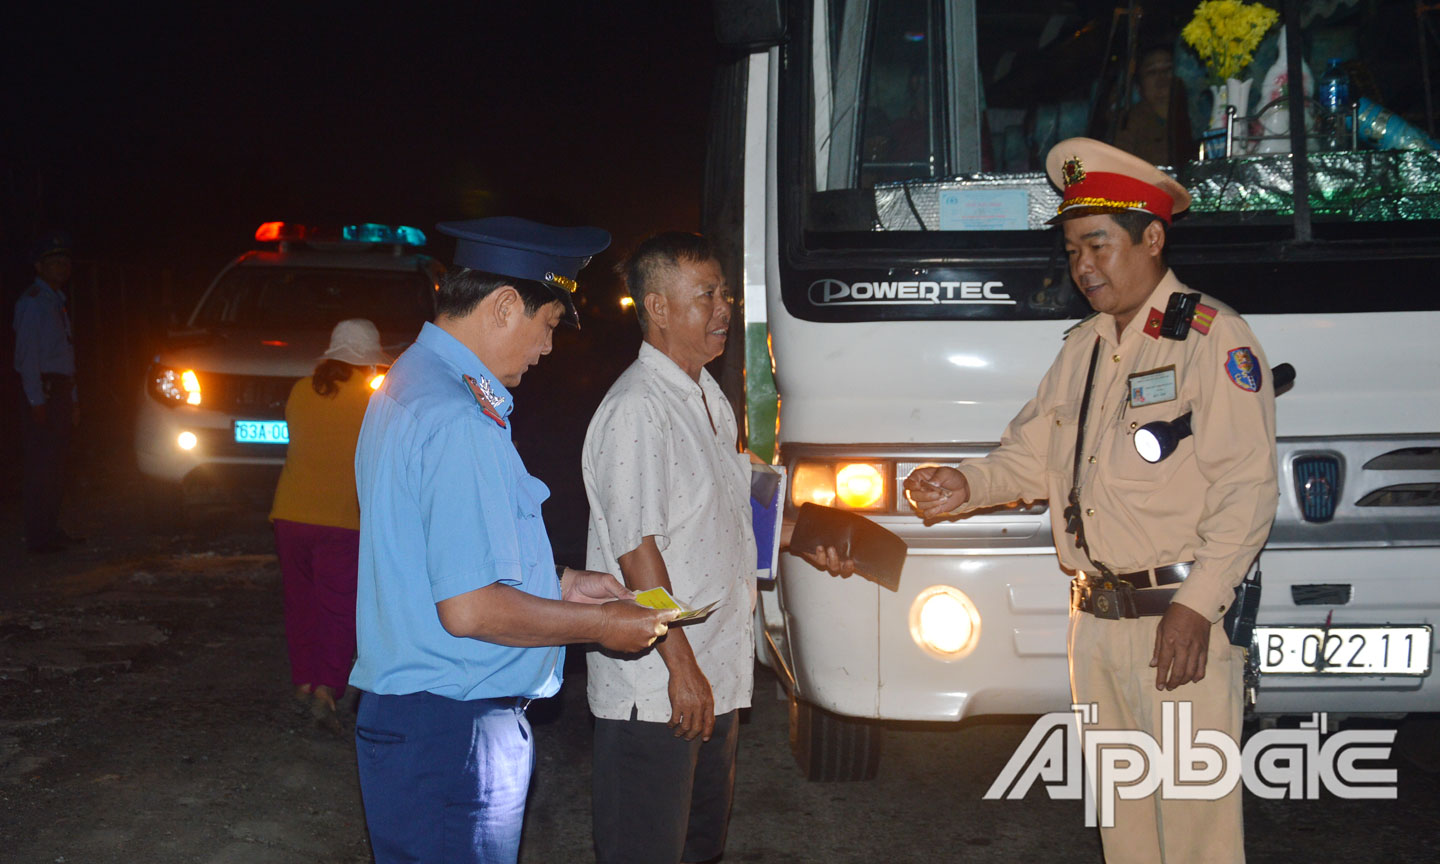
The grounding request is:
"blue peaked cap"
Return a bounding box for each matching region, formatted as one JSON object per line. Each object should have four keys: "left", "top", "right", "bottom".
{"left": 436, "top": 216, "right": 611, "bottom": 327}
{"left": 33, "top": 230, "right": 73, "bottom": 262}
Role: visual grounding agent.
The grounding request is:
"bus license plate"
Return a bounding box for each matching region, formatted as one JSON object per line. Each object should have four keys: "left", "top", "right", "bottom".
{"left": 234, "top": 420, "right": 290, "bottom": 444}
{"left": 1256, "top": 626, "right": 1432, "bottom": 676}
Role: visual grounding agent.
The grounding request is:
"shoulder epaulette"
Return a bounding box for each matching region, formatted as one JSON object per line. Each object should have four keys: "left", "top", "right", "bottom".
{"left": 23, "top": 285, "right": 42, "bottom": 298}
{"left": 1062, "top": 313, "right": 1097, "bottom": 340}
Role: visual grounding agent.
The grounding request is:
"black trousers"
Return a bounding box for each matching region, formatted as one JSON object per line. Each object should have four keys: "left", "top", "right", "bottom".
{"left": 592, "top": 708, "right": 739, "bottom": 864}
{"left": 20, "top": 380, "right": 74, "bottom": 548}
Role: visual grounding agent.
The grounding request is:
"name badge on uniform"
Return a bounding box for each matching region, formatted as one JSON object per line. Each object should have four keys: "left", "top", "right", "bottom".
{"left": 1128, "top": 365, "right": 1177, "bottom": 407}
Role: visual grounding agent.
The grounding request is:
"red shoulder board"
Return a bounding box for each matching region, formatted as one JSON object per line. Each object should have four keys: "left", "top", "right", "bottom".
{"left": 1191, "top": 303, "right": 1217, "bottom": 335}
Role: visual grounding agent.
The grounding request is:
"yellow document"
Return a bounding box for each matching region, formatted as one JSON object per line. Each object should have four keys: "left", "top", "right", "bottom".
{"left": 632, "top": 587, "right": 718, "bottom": 622}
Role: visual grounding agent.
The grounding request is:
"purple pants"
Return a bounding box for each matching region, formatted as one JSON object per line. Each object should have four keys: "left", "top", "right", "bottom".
{"left": 273, "top": 519, "right": 359, "bottom": 693}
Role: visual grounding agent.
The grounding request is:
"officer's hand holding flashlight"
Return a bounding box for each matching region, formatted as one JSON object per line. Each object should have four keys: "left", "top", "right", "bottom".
{"left": 904, "top": 466, "right": 970, "bottom": 520}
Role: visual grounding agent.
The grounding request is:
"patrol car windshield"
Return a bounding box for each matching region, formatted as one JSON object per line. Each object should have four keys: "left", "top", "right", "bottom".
{"left": 192, "top": 266, "right": 434, "bottom": 334}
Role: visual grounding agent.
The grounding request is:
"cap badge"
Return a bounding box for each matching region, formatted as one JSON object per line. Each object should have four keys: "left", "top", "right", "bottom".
{"left": 545, "top": 272, "right": 578, "bottom": 294}
{"left": 1062, "top": 156, "right": 1086, "bottom": 188}
{"left": 463, "top": 374, "right": 507, "bottom": 428}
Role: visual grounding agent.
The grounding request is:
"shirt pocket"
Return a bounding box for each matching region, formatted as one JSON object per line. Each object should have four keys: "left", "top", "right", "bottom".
{"left": 1109, "top": 400, "right": 1189, "bottom": 484}
{"left": 1046, "top": 401, "right": 1080, "bottom": 480}
{"left": 516, "top": 475, "right": 551, "bottom": 520}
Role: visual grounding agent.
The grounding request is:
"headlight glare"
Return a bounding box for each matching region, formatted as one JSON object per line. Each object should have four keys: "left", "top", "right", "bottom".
{"left": 909, "top": 585, "right": 981, "bottom": 660}
{"left": 835, "top": 462, "right": 885, "bottom": 509}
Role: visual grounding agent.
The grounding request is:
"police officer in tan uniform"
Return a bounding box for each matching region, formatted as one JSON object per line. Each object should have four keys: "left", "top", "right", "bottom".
{"left": 906, "top": 138, "right": 1276, "bottom": 863}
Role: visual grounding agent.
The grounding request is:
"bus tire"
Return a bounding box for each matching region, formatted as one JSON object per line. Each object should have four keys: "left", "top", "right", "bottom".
{"left": 788, "top": 693, "right": 881, "bottom": 781}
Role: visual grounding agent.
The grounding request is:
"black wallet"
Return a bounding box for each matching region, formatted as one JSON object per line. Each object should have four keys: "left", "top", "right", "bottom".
{"left": 788, "top": 503, "right": 908, "bottom": 591}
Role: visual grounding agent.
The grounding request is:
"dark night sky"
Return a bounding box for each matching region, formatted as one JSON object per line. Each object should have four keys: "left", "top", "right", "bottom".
{"left": 3, "top": 1, "right": 720, "bottom": 557}
{"left": 3, "top": 1, "right": 717, "bottom": 291}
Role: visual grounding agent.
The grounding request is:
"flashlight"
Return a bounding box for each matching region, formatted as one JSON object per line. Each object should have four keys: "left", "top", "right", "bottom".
{"left": 1135, "top": 412, "right": 1192, "bottom": 463}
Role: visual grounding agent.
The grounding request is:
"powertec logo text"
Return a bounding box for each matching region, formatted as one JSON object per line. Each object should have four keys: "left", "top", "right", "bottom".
{"left": 809, "top": 278, "right": 1015, "bottom": 306}
{"left": 985, "top": 704, "right": 1396, "bottom": 827}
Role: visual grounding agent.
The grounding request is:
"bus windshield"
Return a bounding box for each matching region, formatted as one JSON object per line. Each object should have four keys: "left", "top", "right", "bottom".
{"left": 795, "top": 0, "right": 1438, "bottom": 241}
{"left": 780, "top": 0, "right": 1440, "bottom": 322}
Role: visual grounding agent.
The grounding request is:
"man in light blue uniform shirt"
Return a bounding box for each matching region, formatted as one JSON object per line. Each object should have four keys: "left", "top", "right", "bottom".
{"left": 13, "top": 231, "right": 80, "bottom": 554}
{"left": 349, "top": 216, "right": 676, "bottom": 864}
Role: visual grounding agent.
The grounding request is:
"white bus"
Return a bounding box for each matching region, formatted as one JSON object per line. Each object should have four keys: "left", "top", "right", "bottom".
{"left": 705, "top": 0, "right": 1440, "bottom": 779}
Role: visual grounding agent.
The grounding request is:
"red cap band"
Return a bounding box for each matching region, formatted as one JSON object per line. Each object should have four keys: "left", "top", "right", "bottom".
{"left": 1057, "top": 171, "right": 1175, "bottom": 224}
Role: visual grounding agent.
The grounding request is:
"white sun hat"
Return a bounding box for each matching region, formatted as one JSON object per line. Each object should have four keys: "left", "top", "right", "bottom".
{"left": 322, "top": 318, "right": 391, "bottom": 366}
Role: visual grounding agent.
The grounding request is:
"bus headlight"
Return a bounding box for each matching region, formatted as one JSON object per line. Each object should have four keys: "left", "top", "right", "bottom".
{"left": 909, "top": 586, "right": 981, "bottom": 660}
{"left": 835, "top": 463, "right": 885, "bottom": 509}
{"left": 790, "top": 461, "right": 887, "bottom": 510}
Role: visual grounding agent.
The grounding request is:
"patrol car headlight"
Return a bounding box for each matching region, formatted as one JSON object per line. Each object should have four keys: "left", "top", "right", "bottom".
{"left": 148, "top": 364, "right": 203, "bottom": 407}
{"left": 790, "top": 461, "right": 887, "bottom": 511}
{"left": 1134, "top": 412, "right": 1192, "bottom": 464}
{"left": 909, "top": 586, "right": 981, "bottom": 660}
{"left": 176, "top": 430, "right": 198, "bottom": 451}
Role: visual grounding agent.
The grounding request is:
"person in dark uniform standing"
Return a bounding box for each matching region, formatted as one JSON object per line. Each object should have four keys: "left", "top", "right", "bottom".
{"left": 907, "top": 139, "right": 1276, "bottom": 863}
{"left": 13, "top": 231, "right": 81, "bottom": 554}
{"left": 349, "top": 216, "right": 678, "bottom": 864}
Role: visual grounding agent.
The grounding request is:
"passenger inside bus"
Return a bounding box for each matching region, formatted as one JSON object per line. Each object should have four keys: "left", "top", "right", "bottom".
{"left": 1111, "top": 46, "right": 1194, "bottom": 168}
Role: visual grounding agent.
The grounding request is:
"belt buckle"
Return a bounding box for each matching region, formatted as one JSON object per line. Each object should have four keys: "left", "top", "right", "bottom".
{"left": 1090, "top": 587, "right": 1122, "bottom": 619}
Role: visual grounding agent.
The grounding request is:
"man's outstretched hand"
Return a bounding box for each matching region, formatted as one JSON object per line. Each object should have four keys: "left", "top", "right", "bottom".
{"left": 903, "top": 466, "right": 970, "bottom": 520}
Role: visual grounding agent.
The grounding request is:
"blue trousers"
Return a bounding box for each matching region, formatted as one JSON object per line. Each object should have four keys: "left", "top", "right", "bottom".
{"left": 356, "top": 691, "right": 534, "bottom": 864}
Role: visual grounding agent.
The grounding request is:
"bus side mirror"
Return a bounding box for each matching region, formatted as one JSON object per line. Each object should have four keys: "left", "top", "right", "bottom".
{"left": 715, "top": 0, "right": 788, "bottom": 51}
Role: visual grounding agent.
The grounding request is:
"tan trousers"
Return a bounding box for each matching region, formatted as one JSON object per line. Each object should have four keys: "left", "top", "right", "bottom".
{"left": 1069, "top": 609, "right": 1245, "bottom": 864}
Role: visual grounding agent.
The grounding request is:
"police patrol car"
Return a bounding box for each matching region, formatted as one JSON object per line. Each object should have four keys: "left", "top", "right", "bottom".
{"left": 134, "top": 222, "right": 441, "bottom": 503}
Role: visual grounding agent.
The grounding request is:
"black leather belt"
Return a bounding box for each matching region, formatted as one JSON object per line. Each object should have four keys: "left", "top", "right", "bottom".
{"left": 1072, "top": 582, "right": 1176, "bottom": 618}
{"left": 1071, "top": 562, "right": 1194, "bottom": 619}
{"left": 1112, "top": 562, "right": 1192, "bottom": 589}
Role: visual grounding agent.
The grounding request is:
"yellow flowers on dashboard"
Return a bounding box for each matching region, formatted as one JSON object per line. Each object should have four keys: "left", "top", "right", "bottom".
{"left": 1182, "top": 0, "right": 1280, "bottom": 83}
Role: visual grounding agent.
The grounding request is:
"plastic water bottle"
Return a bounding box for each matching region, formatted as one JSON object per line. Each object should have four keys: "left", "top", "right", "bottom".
{"left": 1318, "top": 59, "right": 1352, "bottom": 150}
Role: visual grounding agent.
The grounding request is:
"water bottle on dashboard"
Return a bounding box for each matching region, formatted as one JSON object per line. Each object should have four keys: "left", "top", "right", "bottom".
{"left": 1318, "top": 59, "right": 1353, "bottom": 151}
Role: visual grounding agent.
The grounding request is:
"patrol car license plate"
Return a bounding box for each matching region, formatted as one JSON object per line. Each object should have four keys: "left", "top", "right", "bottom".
{"left": 1256, "top": 626, "right": 1432, "bottom": 676}
{"left": 233, "top": 420, "right": 289, "bottom": 444}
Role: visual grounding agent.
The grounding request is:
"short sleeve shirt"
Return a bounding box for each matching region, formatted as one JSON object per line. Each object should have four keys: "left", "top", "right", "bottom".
{"left": 583, "top": 342, "right": 757, "bottom": 722}
{"left": 349, "top": 322, "right": 563, "bottom": 701}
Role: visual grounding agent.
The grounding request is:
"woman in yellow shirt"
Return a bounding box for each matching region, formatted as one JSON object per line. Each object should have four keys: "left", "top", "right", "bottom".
{"left": 270, "top": 318, "right": 388, "bottom": 732}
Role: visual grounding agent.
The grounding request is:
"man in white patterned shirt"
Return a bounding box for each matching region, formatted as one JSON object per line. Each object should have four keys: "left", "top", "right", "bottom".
{"left": 582, "top": 232, "right": 755, "bottom": 864}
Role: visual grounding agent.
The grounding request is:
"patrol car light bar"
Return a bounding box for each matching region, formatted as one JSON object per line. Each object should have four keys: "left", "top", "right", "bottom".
{"left": 342, "top": 223, "right": 427, "bottom": 246}
{"left": 254, "top": 222, "right": 321, "bottom": 242}
{"left": 254, "top": 222, "right": 425, "bottom": 246}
